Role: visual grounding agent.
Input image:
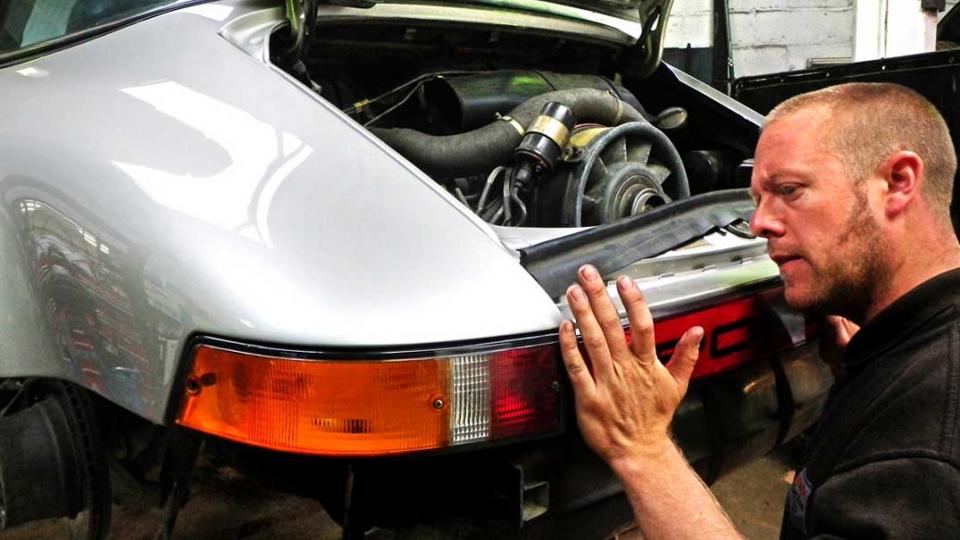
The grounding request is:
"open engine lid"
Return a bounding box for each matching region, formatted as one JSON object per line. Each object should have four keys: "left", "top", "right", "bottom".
{"left": 306, "top": 0, "right": 674, "bottom": 75}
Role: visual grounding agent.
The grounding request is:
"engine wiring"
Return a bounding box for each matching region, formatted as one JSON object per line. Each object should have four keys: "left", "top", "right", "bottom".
{"left": 467, "top": 166, "right": 529, "bottom": 226}
{"left": 362, "top": 81, "right": 424, "bottom": 127}
{"left": 344, "top": 70, "right": 478, "bottom": 126}
{"left": 476, "top": 166, "right": 505, "bottom": 214}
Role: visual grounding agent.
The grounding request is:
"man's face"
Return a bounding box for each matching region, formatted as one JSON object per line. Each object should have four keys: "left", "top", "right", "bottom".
{"left": 750, "top": 108, "right": 887, "bottom": 319}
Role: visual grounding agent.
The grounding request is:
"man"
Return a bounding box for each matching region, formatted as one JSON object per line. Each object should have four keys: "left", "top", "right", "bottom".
{"left": 559, "top": 82, "right": 960, "bottom": 538}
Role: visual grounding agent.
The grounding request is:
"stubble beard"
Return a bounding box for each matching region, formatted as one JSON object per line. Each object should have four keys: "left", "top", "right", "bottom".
{"left": 791, "top": 186, "right": 888, "bottom": 322}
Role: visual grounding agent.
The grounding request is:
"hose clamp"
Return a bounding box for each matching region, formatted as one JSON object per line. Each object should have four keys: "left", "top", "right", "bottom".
{"left": 498, "top": 115, "right": 526, "bottom": 137}
{"left": 613, "top": 95, "right": 624, "bottom": 125}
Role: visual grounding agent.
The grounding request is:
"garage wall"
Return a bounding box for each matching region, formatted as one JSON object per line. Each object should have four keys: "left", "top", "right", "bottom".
{"left": 729, "top": 0, "right": 856, "bottom": 76}
{"left": 666, "top": 0, "right": 857, "bottom": 78}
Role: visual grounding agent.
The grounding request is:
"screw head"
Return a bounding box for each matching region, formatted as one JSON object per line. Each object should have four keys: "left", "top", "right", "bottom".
{"left": 185, "top": 378, "right": 201, "bottom": 395}
{"left": 432, "top": 399, "right": 445, "bottom": 410}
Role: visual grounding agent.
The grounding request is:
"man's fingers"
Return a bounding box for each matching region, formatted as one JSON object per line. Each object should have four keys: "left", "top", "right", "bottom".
{"left": 826, "top": 315, "right": 859, "bottom": 347}
{"left": 566, "top": 284, "right": 615, "bottom": 381}
{"left": 559, "top": 320, "right": 596, "bottom": 396}
{"left": 617, "top": 276, "right": 656, "bottom": 361}
{"left": 578, "top": 265, "right": 632, "bottom": 359}
{"left": 665, "top": 326, "right": 704, "bottom": 395}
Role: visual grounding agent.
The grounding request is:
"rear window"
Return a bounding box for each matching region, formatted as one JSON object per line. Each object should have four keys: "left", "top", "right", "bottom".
{"left": 0, "top": 0, "right": 177, "bottom": 54}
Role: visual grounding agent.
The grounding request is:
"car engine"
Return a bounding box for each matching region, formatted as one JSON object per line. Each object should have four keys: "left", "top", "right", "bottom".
{"left": 333, "top": 70, "right": 687, "bottom": 227}
{"left": 276, "top": 19, "right": 748, "bottom": 228}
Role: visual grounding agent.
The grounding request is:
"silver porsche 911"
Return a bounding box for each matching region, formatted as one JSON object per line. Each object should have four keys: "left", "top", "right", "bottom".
{"left": 0, "top": 1, "right": 832, "bottom": 538}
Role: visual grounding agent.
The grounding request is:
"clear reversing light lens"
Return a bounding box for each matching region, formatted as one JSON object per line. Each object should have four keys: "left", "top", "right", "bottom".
{"left": 450, "top": 354, "right": 490, "bottom": 444}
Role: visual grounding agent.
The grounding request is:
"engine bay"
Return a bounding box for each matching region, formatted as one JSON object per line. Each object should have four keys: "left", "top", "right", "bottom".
{"left": 272, "top": 17, "right": 755, "bottom": 228}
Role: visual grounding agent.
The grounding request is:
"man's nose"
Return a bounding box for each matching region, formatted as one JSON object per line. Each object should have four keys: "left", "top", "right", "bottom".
{"left": 749, "top": 200, "right": 785, "bottom": 238}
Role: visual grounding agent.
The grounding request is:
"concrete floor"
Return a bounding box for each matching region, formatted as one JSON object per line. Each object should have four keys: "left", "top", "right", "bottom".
{"left": 1, "top": 444, "right": 803, "bottom": 540}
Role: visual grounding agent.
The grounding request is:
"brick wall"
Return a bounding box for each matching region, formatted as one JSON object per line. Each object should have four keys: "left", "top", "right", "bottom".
{"left": 729, "top": 0, "right": 856, "bottom": 76}
{"left": 666, "top": 0, "right": 857, "bottom": 78}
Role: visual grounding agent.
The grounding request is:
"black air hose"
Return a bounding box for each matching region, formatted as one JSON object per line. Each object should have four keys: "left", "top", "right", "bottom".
{"left": 370, "top": 88, "right": 647, "bottom": 178}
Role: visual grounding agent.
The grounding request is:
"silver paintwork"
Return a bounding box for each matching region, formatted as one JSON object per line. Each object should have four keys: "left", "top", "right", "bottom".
{"left": 0, "top": 1, "right": 777, "bottom": 423}
{"left": 0, "top": 3, "right": 556, "bottom": 420}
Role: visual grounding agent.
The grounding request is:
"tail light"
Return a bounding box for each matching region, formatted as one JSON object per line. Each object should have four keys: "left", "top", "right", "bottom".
{"left": 175, "top": 341, "right": 562, "bottom": 456}
{"left": 176, "top": 286, "right": 812, "bottom": 457}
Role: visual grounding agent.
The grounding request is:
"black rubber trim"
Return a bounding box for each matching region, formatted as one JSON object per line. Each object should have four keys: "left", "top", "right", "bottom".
{"left": 191, "top": 330, "right": 561, "bottom": 362}
{"left": 520, "top": 189, "right": 756, "bottom": 298}
{"left": 0, "top": 0, "right": 217, "bottom": 69}
{"left": 711, "top": 318, "right": 753, "bottom": 358}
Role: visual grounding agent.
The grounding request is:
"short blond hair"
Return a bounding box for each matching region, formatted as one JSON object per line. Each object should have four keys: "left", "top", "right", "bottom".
{"left": 766, "top": 83, "right": 956, "bottom": 214}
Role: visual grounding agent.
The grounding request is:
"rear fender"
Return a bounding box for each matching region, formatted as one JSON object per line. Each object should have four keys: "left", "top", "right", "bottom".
{"left": 0, "top": 186, "right": 155, "bottom": 417}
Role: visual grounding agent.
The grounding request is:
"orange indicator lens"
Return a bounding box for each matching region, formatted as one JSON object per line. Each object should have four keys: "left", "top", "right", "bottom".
{"left": 177, "top": 346, "right": 450, "bottom": 456}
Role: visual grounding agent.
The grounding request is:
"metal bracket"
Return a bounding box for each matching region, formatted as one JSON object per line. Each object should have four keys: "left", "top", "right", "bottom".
{"left": 620, "top": 0, "right": 677, "bottom": 80}
{"left": 154, "top": 428, "right": 203, "bottom": 540}
{"left": 280, "top": 0, "right": 319, "bottom": 67}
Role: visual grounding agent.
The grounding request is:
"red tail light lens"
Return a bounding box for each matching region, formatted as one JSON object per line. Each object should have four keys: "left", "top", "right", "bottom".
{"left": 490, "top": 346, "right": 560, "bottom": 440}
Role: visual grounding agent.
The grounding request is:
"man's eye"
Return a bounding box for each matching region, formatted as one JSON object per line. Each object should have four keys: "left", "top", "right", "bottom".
{"left": 775, "top": 184, "right": 800, "bottom": 197}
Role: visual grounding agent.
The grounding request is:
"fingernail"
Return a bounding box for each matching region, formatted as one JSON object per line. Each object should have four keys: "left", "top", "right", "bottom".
{"left": 580, "top": 265, "right": 598, "bottom": 280}
{"left": 617, "top": 275, "right": 632, "bottom": 289}
{"left": 568, "top": 285, "right": 585, "bottom": 301}
{"left": 560, "top": 320, "right": 573, "bottom": 333}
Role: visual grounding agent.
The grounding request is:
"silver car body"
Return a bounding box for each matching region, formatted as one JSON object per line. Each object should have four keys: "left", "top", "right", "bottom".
{"left": 0, "top": 1, "right": 778, "bottom": 422}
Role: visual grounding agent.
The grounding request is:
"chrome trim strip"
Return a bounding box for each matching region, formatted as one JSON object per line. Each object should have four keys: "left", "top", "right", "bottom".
{"left": 664, "top": 64, "right": 765, "bottom": 127}
{"left": 558, "top": 253, "right": 782, "bottom": 321}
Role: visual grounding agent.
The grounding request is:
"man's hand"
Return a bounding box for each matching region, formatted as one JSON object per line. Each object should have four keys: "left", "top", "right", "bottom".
{"left": 559, "top": 265, "right": 742, "bottom": 540}
{"left": 558, "top": 264, "right": 704, "bottom": 468}
{"left": 820, "top": 315, "right": 860, "bottom": 379}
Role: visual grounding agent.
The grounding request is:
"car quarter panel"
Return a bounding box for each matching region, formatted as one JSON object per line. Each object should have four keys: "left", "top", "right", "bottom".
{"left": 0, "top": 3, "right": 563, "bottom": 421}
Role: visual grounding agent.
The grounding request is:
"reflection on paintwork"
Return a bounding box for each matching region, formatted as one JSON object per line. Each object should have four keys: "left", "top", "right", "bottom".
{"left": 115, "top": 81, "right": 312, "bottom": 247}
{"left": 182, "top": 4, "right": 235, "bottom": 21}
{"left": 15, "top": 66, "right": 50, "bottom": 78}
{"left": 15, "top": 197, "right": 198, "bottom": 416}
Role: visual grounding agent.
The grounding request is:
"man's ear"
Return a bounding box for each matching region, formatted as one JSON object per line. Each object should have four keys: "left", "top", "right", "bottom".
{"left": 878, "top": 151, "right": 923, "bottom": 218}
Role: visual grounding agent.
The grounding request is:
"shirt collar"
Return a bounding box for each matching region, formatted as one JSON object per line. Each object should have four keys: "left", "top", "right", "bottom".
{"left": 844, "top": 267, "right": 960, "bottom": 370}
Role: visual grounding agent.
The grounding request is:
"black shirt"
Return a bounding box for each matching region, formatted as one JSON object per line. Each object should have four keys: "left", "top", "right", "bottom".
{"left": 780, "top": 268, "right": 960, "bottom": 539}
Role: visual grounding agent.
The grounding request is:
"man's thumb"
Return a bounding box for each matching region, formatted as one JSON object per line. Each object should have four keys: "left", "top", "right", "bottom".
{"left": 666, "top": 326, "right": 704, "bottom": 394}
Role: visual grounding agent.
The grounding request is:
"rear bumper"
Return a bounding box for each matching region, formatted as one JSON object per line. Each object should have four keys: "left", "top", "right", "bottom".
{"left": 318, "top": 341, "right": 833, "bottom": 538}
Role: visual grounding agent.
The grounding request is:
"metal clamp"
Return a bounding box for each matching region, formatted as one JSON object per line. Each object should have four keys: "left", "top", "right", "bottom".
{"left": 497, "top": 114, "right": 526, "bottom": 136}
